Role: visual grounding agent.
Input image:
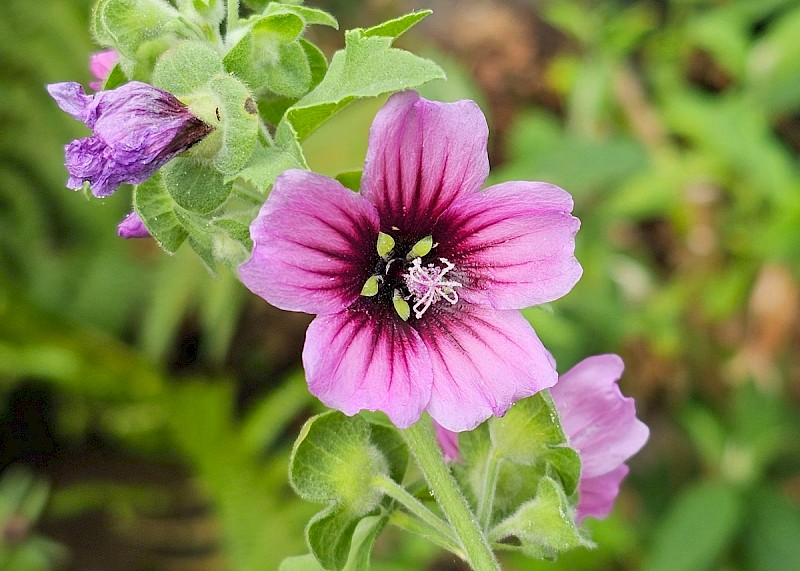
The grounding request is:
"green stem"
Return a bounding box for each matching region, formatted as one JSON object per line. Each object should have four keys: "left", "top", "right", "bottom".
{"left": 226, "top": 0, "right": 240, "bottom": 36}
{"left": 476, "top": 454, "right": 501, "bottom": 531}
{"left": 403, "top": 418, "right": 500, "bottom": 571}
{"left": 374, "top": 474, "right": 460, "bottom": 554}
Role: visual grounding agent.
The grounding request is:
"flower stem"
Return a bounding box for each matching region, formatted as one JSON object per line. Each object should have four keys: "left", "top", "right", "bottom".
{"left": 226, "top": 0, "right": 240, "bottom": 36}
{"left": 477, "top": 454, "right": 501, "bottom": 531}
{"left": 403, "top": 418, "right": 500, "bottom": 571}
{"left": 373, "top": 474, "right": 461, "bottom": 554}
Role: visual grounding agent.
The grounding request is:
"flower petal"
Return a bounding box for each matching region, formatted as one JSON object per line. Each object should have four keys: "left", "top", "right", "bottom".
{"left": 239, "top": 170, "right": 380, "bottom": 315}
{"left": 550, "top": 354, "right": 649, "bottom": 478}
{"left": 49, "top": 81, "right": 211, "bottom": 197}
{"left": 577, "top": 465, "right": 629, "bottom": 522}
{"left": 420, "top": 307, "right": 557, "bottom": 432}
{"left": 117, "top": 211, "right": 151, "bottom": 239}
{"left": 435, "top": 181, "right": 582, "bottom": 310}
{"left": 433, "top": 421, "right": 461, "bottom": 462}
{"left": 303, "top": 304, "right": 433, "bottom": 428}
{"left": 89, "top": 50, "right": 118, "bottom": 90}
{"left": 361, "top": 91, "right": 489, "bottom": 236}
{"left": 47, "top": 82, "right": 91, "bottom": 121}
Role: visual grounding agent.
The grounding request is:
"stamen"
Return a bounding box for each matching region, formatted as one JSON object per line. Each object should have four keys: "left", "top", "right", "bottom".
{"left": 407, "top": 235, "right": 433, "bottom": 260}
{"left": 360, "top": 275, "right": 381, "bottom": 297}
{"left": 376, "top": 232, "right": 395, "bottom": 258}
{"left": 393, "top": 289, "right": 411, "bottom": 321}
{"left": 403, "top": 257, "right": 462, "bottom": 319}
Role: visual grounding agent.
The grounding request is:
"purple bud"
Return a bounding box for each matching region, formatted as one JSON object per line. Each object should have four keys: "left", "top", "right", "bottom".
{"left": 47, "top": 81, "right": 212, "bottom": 198}
{"left": 117, "top": 211, "right": 151, "bottom": 239}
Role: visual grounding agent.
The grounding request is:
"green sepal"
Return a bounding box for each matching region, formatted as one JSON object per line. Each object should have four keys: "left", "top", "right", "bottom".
{"left": 152, "top": 41, "right": 224, "bottom": 96}
{"left": 285, "top": 13, "right": 445, "bottom": 140}
{"left": 453, "top": 392, "right": 581, "bottom": 531}
{"left": 489, "top": 391, "right": 579, "bottom": 495}
{"left": 202, "top": 73, "right": 259, "bottom": 175}
{"left": 132, "top": 173, "right": 251, "bottom": 271}
{"left": 301, "top": 39, "right": 330, "bottom": 90}
{"left": 489, "top": 476, "right": 592, "bottom": 558}
{"left": 161, "top": 157, "right": 232, "bottom": 214}
{"left": 92, "top": 0, "right": 186, "bottom": 73}
{"left": 174, "top": 0, "right": 224, "bottom": 26}
{"left": 266, "top": 41, "right": 314, "bottom": 99}
{"left": 288, "top": 412, "right": 407, "bottom": 570}
{"left": 153, "top": 42, "right": 258, "bottom": 176}
{"left": 223, "top": 13, "right": 305, "bottom": 89}
{"left": 132, "top": 173, "right": 188, "bottom": 252}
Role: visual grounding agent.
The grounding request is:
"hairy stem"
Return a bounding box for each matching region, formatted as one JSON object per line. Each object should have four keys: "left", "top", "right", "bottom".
{"left": 403, "top": 418, "right": 500, "bottom": 571}
{"left": 476, "top": 454, "right": 501, "bottom": 531}
{"left": 226, "top": 0, "right": 240, "bottom": 36}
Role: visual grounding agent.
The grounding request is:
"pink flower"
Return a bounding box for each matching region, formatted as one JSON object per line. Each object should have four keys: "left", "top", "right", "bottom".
{"left": 117, "top": 211, "right": 150, "bottom": 239}
{"left": 239, "top": 91, "right": 582, "bottom": 431}
{"left": 550, "top": 354, "right": 649, "bottom": 521}
{"left": 89, "top": 50, "right": 118, "bottom": 91}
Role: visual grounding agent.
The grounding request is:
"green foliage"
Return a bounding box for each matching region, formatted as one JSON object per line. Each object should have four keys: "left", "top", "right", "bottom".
{"left": 284, "top": 11, "right": 445, "bottom": 140}
{"left": 288, "top": 412, "right": 408, "bottom": 570}
{"left": 644, "top": 482, "right": 742, "bottom": 571}
{"left": 450, "top": 392, "right": 583, "bottom": 559}
{"left": 490, "top": 477, "right": 591, "bottom": 559}
{"left": 6, "top": 0, "right": 800, "bottom": 569}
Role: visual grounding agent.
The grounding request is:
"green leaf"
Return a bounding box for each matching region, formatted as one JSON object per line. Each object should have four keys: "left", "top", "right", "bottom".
{"left": 747, "top": 6, "right": 800, "bottom": 114}
{"left": 644, "top": 482, "right": 742, "bottom": 571}
{"left": 335, "top": 170, "right": 362, "bottom": 192}
{"left": 285, "top": 16, "right": 445, "bottom": 139}
{"left": 232, "top": 121, "right": 308, "bottom": 191}
{"left": 745, "top": 487, "right": 800, "bottom": 571}
{"left": 289, "top": 412, "right": 388, "bottom": 512}
{"left": 300, "top": 39, "right": 329, "bottom": 90}
{"left": 362, "top": 10, "right": 431, "bottom": 39}
{"left": 279, "top": 554, "right": 326, "bottom": 571}
{"left": 289, "top": 412, "right": 404, "bottom": 570}
{"left": 490, "top": 476, "right": 591, "bottom": 558}
{"left": 264, "top": 4, "right": 339, "bottom": 29}
{"left": 281, "top": 516, "right": 389, "bottom": 571}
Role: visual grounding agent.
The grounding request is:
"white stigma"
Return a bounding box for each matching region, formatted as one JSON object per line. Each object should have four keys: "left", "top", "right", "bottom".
{"left": 403, "top": 257, "right": 462, "bottom": 319}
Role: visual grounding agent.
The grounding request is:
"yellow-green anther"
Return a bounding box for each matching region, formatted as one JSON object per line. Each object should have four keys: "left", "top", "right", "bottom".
{"left": 360, "top": 275, "right": 380, "bottom": 297}
{"left": 376, "top": 232, "right": 395, "bottom": 258}
{"left": 393, "top": 290, "right": 411, "bottom": 321}
{"left": 407, "top": 235, "right": 433, "bottom": 260}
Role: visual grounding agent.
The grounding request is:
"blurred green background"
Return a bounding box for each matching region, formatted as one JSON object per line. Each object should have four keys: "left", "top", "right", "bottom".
{"left": 2, "top": 0, "right": 800, "bottom": 569}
